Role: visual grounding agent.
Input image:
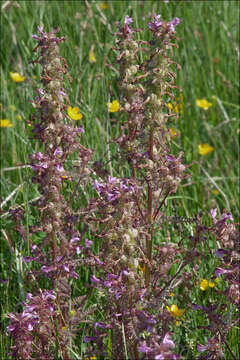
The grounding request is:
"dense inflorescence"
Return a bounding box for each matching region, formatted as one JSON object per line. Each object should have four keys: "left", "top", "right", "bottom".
{"left": 7, "top": 26, "right": 93, "bottom": 359}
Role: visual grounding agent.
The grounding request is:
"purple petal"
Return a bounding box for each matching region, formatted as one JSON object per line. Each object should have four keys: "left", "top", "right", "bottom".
{"left": 216, "top": 249, "right": 228, "bottom": 258}
{"left": 84, "top": 336, "right": 97, "bottom": 342}
{"left": 124, "top": 15, "right": 133, "bottom": 26}
{"left": 75, "top": 126, "right": 85, "bottom": 133}
{"left": 27, "top": 323, "right": 33, "bottom": 331}
{"left": 138, "top": 343, "right": 152, "bottom": 353}
{"left": 215, "top": 267, "right": 231, "bottom": 277}
{"left": 163, "top": 333, "right": 175, "bottom": 348}
{"left": 70, "top": 237, "right": 80, "bottom": 243}
{"left": 85, "top": 239, "right": 93, "bottom": 248}
{"left": 197, "top": 343, "right": 207, "bottom": 352}
{"left": 56, "top": 164, "right": 64, "bottom": 172}
{"left": 54, "top": 147, "right": 63, "bottom": 157}
{"left": 210, "top": 208, "right": 217, "bottom": 219}
{"left": 91, "top": 275, "right": 101, "bottom": 284}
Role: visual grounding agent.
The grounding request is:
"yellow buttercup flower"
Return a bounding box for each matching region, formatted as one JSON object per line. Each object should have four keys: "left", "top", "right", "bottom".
{"left": 198, "top": 143, "right": 214, "bottom": 156}
{"left": 170, "top": 128, "right": 178, "bottom": 137}
{"left": 67, "top": 106, "right": 83, "bottom": 120}
{"left": 1, "top": 119, "right": 14, "bottom": 127}
{"left": 200, "top": 279, "right": 215, "bottom": 291}
{"left": 168, "top": 95, "right": 183, "bottom": 114}
{"left": 100, "top": 2, "right": 108, "bottom": 9}
{"left": 196, "top": 99, "right": 212, "bottom": 110}
{"left": 10, "top": 72, "right": 26, "bottom": 83}
{"left": 107, "top": 100, "right": 120, "bottom": 113}
{"left": 89, "top": 49, "right": 97, "bottom": 63}
{"left": 166, "top": 304, "right": 185, "bottom": 319}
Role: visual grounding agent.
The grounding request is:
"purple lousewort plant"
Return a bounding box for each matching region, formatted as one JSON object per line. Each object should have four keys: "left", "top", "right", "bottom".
{"left": 81, "top": 14, "right": 189, "bottom": 359}
{"left": 7, "top": 26, "right": 94, "bottom": 359}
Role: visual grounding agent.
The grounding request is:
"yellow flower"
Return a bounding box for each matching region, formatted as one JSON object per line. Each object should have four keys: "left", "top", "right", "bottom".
{"left": 10, "top": 72, "right": 26, "bottom": 83}
{"left": 16, "top": 114, "right": 22, "bottom": 121}
{"left": 213, "top": 189, "right": 219, "bottom": 195}
{"left": 1, "top": 119, "right": 14, "bottom": 127}
{"left": 168, "top": 97, "right": 183, "bottom": 114}
{"left": 69, "top": 310, "right": 76, "bottom": 316}
{"left": 170, "top": 292, "right": 174, "bottom": 297}
{"left": 89, "top": 49, "right": 96, "bottom": 63}
{"left": 208, "top": 281, "right": 215, "bottom": 288}
{"left": 107, "top": 100, "right": 120, "bottom": 113}
{"left": 196, "top": 99, "right": 212, "bottom": 110}
{"left": 200, "top": 279, "right": 215, "bottom": 291}
{"left": 198, "top": 143, "right": 214, "bottom": 155}
{"left": 170, "top": 128, "right": 178, "bottom": 137}
{"left": 100, "top": 2, "right": 108, "bottom": 9}
{"left": 67, "top": 106, "right": 83, "bottom": 120}
{"left": 166, "top": 304, "right": 185, "bottom": 319}
{"left": 137, "top": 264, "right": 146, "bottom": 273}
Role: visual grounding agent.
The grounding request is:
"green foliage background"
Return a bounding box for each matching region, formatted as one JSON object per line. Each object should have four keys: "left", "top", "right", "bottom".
{"left": 0, "top": 1, "right": 239, "bottom": 358}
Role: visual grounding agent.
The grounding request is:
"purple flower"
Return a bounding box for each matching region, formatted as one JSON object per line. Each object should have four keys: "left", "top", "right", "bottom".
{"left": 148, "top": 14, "right": 163, "bottom": 32}
{"left": 37, "top": 88, "right": 44, "bottom": 96}
{"left": 123, "top": 15, "right": 133, "bottom": 34}
{"left": 94, "top": 321, "right": 110, "bottom": 330}
{"left": 91, "top": 275, "right": 101, "bottom": 284}
{"left": 71, "top": 271, "right": 79, "bottom": 279}
{"left": 167, "top": 17, "right": 181, "bottom": 32}
{"left": 42, "top": 290, "right": 56, "bottom": 301}
{"left": 59, "top": 87, "right": 66, "bottom": 96}
{"left": 124, "top": 15, "right": 133, "bottom": 26}
{"left": 221, "top": 212, "right": 233, "bottom": 221}
{"left": 76, "top": 246, "right": 81, "bottom": 254}
{"left": 216, "top": 248, "right": 228, "bottom": 258}
{"left": 53, "top": 147, "right": 63, "bottom": 157}
{"left": 41, "top": 265, "right": 56, "bottom": 273}
{"left": 84, "top": 336, "right": 97, "bottom": 342}
{"left": 56, "top": 164, "right": 64, "bottom": 172}
{"left": 210, "top": 208, "right": 217, "bottom": 220}
{"left": 70, "top": 236, "right": 80, "bottom": 243}
{"left": 197, "top": 343, "right": 208, "bottom": 352}
{"left": 85, "top": 239, "right": 93, "bottom": 248}
{"left": 31, "top": 162, "right": 48, "bottom": 170}
{"left": 162, "top": 333, "right": 175, "bottom": 348}
{"left": 215, "top": 267, "right": 232, "bottom": 277}
{"left": 138, "top": 342, "right": 152, "bottom": 354}
{"left": 166, "top": 154, "right": 176, "bottom": 162}
{"left": 75, "top": 126, "right": 85, "bottom": 133}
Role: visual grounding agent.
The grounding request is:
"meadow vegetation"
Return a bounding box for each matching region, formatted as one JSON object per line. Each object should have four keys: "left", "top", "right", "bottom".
{"left": 0, "top": 1, "right": 239, "bottom": 359}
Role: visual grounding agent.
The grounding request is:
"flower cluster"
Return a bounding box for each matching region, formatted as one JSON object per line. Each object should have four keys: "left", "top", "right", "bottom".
{"left": 7, "top": 26, "right": 93, "bottom": 359}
